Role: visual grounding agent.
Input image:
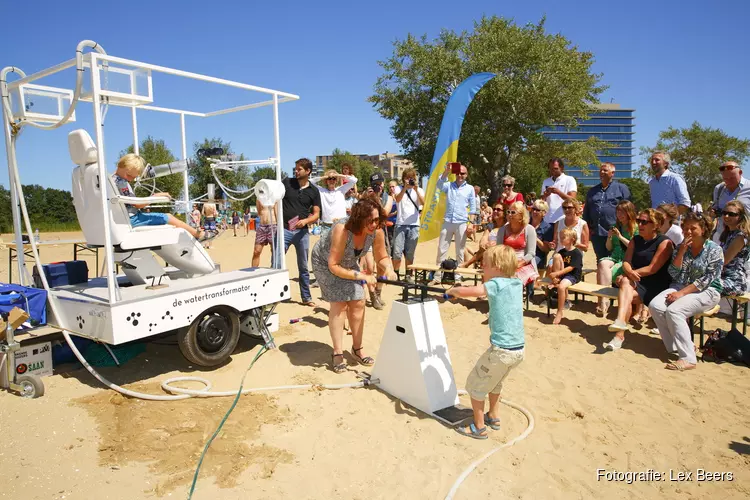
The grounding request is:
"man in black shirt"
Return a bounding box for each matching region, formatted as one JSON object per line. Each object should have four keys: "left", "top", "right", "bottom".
{"left": 273, "top": 158, "right": 321, "bottom": 306}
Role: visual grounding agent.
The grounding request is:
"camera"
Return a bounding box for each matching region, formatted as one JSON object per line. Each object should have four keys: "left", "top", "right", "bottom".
{"left": 371, "top": 183, "right": 382, "bottom": 192}
{"left": 408, "top": 178, "right": 416, "bottom": 186}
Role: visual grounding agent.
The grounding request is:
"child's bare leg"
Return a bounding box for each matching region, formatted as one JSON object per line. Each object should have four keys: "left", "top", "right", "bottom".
{"left": 487, "top": 392, "right": 501, "bottom": 421}
{"left": 548, "top": 253, "right": 563, "bottom": 275}
{"left": 553, "top": 279, "right": 571, "bottom": 325}
{"left": 167, "top": 214, "right": 200, "bottom": 238}
{"left": 471, "top": 397, "right": 486, "bottom": 430}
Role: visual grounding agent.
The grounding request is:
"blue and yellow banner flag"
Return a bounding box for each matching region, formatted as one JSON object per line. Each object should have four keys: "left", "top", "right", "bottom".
{"left": 419, "top": 72, "right": 496, "bottom": 241}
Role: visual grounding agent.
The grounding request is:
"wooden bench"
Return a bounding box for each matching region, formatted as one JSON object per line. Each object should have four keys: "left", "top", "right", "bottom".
{"left": 692, "top": 304, "right": 721, "bottom": 348}
{"left": 543, "top": 280, "right": 619, "bottom": 317}
{"left": 729, "top": 292, "right": 750, "bottom": 336}
{"left": 406, "top": 264, "right": 484, "bottom": 285}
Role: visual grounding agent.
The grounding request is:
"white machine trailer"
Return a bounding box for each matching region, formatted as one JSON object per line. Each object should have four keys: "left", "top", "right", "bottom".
{"left": 1, "top": 40, "right": 296, "bottom": 378}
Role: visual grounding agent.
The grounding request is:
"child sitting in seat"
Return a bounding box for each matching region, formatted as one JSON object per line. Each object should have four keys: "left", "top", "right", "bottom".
{"left": 547, "top": 228, "right": 583, "bottom": 325}
{"left": 113, "top": 154, "right": 212, "bottom": 241}
{"left": 446, "top": 245, "right": 525, "bottom": 440}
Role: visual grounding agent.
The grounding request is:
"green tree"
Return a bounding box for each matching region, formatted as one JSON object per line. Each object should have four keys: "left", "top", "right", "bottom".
{"left": 326, "top": 148, "right": 377, "bottom": 191}
{"left": 639, "top": 122, "right": 750, "bottom": 206}
{"left": 369, "top": 16, "right": 609, "bottom": 202}
{"left": 188, "top": 138, "right": 251, "bottom": 203}
{"left": 120, "top": 137, "right": 183, "bottom": 211}
{"left": 620, "top": 177, "right": 651, "bottom": 211}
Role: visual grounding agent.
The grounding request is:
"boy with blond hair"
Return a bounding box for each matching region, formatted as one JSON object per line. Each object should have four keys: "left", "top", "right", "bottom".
{"left": 446, "top": 245, "right": 525, "bottom": 439}
{"left": 114, "top": 154, "right": 212, "bottom": 241}
{"left": 547, "top": 227, "right": 584, "bottom": 325}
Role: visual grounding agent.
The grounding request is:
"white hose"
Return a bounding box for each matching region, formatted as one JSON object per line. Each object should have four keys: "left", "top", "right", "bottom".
{"left": 161, "top": 377, "right": 368, "bottom": 397}
{"left": 445, "top": 391, "right": 535, "bottom": 500}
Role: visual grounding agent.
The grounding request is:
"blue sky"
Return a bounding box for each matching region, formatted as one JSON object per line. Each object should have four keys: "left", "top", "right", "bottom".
{"left": 1, "top": 0, "right": 748, "bottom": 191}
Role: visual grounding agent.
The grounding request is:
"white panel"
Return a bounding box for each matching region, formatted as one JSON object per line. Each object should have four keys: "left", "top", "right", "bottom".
{"left": 371, "top": 299, "right": 459, "bottom": 415}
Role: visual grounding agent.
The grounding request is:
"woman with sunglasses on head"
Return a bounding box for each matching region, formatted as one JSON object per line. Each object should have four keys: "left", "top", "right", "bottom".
{"left": 595, "top": 200, "right": 638, "bottom": 317}
{"left": 465, "top": 202, "right": 506, "bottom": 268}
{"left": 605, "top": 209, "right": 673, "bottom": 350}
{"left": 495, "top": 201, "right": 539, "bottom": 292}
{"left": 311, "top": 198, "right": 397, "bottom": 373}
{"left": 648, "top": 213, "right": 723, "bottom": 371}
{"left": 718, "top": 200, "right": 750, "bottom": 297}
{"left": 546, "top": 199, "right": 589, "bottom": 275}
{"left": 656, "top": 203, "right": 684, "bottom": 246}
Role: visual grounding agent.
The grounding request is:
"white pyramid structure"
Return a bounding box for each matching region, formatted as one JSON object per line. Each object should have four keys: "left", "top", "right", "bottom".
{"left": 371, "top": 298, "right": 460, "bottom": 419}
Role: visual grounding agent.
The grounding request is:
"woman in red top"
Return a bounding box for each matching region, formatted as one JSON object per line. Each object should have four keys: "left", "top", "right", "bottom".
{"left": 495, "top": 201, "right": 538, "bottom": 285}
{"left": 500, "top": 175, "right": 524, "bottom": 206}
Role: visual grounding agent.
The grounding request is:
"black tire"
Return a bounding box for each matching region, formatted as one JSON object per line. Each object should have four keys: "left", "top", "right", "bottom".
{"left": 16, "top": 374, "right": 44, "bottom": 398}
{"left": 177, "top": 306, "right": 240, "bottom": 367}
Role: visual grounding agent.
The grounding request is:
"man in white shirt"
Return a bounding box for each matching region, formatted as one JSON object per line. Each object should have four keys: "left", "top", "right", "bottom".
{"left": 392, "top": 168, "right": 425, "bottom": 282}
{"left": 541, "top": 157, "right": 578, "bottom": 223}
{"left": 310, "top": 169, "right": 357, "bottom": 237}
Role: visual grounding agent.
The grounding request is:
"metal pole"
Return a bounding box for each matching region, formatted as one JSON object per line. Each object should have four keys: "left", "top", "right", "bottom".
{"left": 180, "top": 113, "right": 189, "bottom": 219}
{"left": 272, "top": 93, "right": 285, "bottom": 270}
{"left": 1, "top": 97, "right": 27, "bottom": 285}
{"left": 131, "top": 106, "right": 139, "bottom": 155}
{"left": 90, "top": 54, "right": 119, "bottom": 303}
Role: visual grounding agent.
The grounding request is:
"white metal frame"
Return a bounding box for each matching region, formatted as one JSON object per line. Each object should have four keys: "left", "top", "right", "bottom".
{"left": 2, "top": 44, "right": 297, "bottom": 305}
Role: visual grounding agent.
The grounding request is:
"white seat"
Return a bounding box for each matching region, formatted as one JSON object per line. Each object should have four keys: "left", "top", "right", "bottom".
{"left": 68, "top": 129, "right": 215, "bottom": 280}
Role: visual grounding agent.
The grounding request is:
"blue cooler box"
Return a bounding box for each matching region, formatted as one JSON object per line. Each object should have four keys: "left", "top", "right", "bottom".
{"left": 33, "top": 260, "right": 89, "bottom": 288}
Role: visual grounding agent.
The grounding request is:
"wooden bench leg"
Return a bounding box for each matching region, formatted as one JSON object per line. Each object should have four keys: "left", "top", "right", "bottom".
{"left": 700, "top": 315, "right": 705, "bottom": 348}
{"left": 731, "top": 298, "right": 739, "bottom": 332}
{"left": 744, "top": 303, "right": 749, "bottom": 337}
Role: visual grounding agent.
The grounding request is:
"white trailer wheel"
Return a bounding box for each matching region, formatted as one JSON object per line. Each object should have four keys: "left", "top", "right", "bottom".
{"left": 177, "top": 306, "right": 240, "bottom": 367}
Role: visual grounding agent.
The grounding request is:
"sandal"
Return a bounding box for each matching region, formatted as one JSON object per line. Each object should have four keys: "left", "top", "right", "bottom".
{"left": 455, "top": 423, "right": 488, "bottom": 440}
{"left": 331, "top": 353, "right": 347, "bottom": 373}
{"left": 303, "top": 300, "right": 317, "bottom": 307}
{"left": 352, "top": 347, "right": 375, "bottom": 366}
{"left": 665, "top": 360, "right": 696, "bottom": 371}
{"left": 484, "top": 413, "right": 501, "bottom": 430}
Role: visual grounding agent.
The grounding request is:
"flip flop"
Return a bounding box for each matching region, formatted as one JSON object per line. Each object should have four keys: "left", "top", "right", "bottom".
{"left": 665, "top": 360, "right": 696, "bottom": 371}
{"left": 484, "top": 413, "right": 501, "bottom": 430}
{"left": 352, "top": 347, "right": 374, "bottom": 366}
{"left": 331, "top": 353, "right": 347, "bottom": 373}
{"left": 455, "top": 423, "right": 488, "bottom": 440}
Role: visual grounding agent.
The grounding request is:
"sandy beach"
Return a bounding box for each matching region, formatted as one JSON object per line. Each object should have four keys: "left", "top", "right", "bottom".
{"left": 0, "top": 229, "right": 748, "bottom": 499}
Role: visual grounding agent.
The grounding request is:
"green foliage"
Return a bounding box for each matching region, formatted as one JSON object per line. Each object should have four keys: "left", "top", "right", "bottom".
{"left": 120, "top": 137, "right": 183, "bottom": 213}
{"left": 326, "top": 148, "right": 377, "bottom": 191}
{"left": 0, "top": 184, "right": 79, "bottom": 234}
{"left": 188, "top": 138, "right": 251, "bottom": 203}
{"left": 619, "top": 177, "right": 651, "bottom": 211}
{"left": 639, "top": 122, "right": 750, "bottom": 205}
{"left": 369, "top": 15, "right": 609, "bottom": 202}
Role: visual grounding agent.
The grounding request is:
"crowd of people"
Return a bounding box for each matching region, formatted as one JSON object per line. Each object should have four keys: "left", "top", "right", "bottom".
{"left": 260, "top": 154, "right": 749, "bottom": 379}
{"left": 116, "top": 151, "right": 749, "bottom": 437}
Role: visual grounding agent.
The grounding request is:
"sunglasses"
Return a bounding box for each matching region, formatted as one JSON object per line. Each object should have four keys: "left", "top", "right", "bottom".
{"left": 636, "top": 218, "right": 652, "bottom": 225}
{"left": 722, "top": 211, "right": 740, "bottom": 217}
{"left": 327, "top": 177, "right": 337, "bottom": 181}
{"left": 493, "top": 207, "right": 504, "bottom": 212}
{"left": 531, "top": 207, "right": 543, "bottom": 213}
{"left": 366, "top": 217, "right": 381, "bottom": 225}
{"left": 719, "top": 165, "right": 737, "bottom": 172}
{"left": 562, "top": 206, "right": 575, "bottom": 210}
{"left": 506, "top": 210, "right": 517, "bottom": 216}
{"left": 503, "top": 184, "right": 513, "bottom": 187}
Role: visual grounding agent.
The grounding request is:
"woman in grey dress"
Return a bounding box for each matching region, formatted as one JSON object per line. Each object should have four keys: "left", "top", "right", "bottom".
{"left": 312, "top": 198, "right": 397, "bottom": 373}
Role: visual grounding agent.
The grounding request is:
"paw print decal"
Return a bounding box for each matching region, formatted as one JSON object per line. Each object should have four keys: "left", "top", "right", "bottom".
{"left": 162, "top": 311, "right": 173, "bottom": 321}
{"left": 76, "top": 315, "right": 85, "bottom": 329}
{"left": 281, "top": 284, "right": 289, "bottom": 298}
{"left": 251, "top": 292, "right": 258, "bottom": 302}
{"left": 262, "top": 279, "right": 270, "bottom": 288}
{"left": 126, "top": 312, "right": 141, "bottom": 326}
{"left": 149, "top": 322, "right": 158, "bottom": 332}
